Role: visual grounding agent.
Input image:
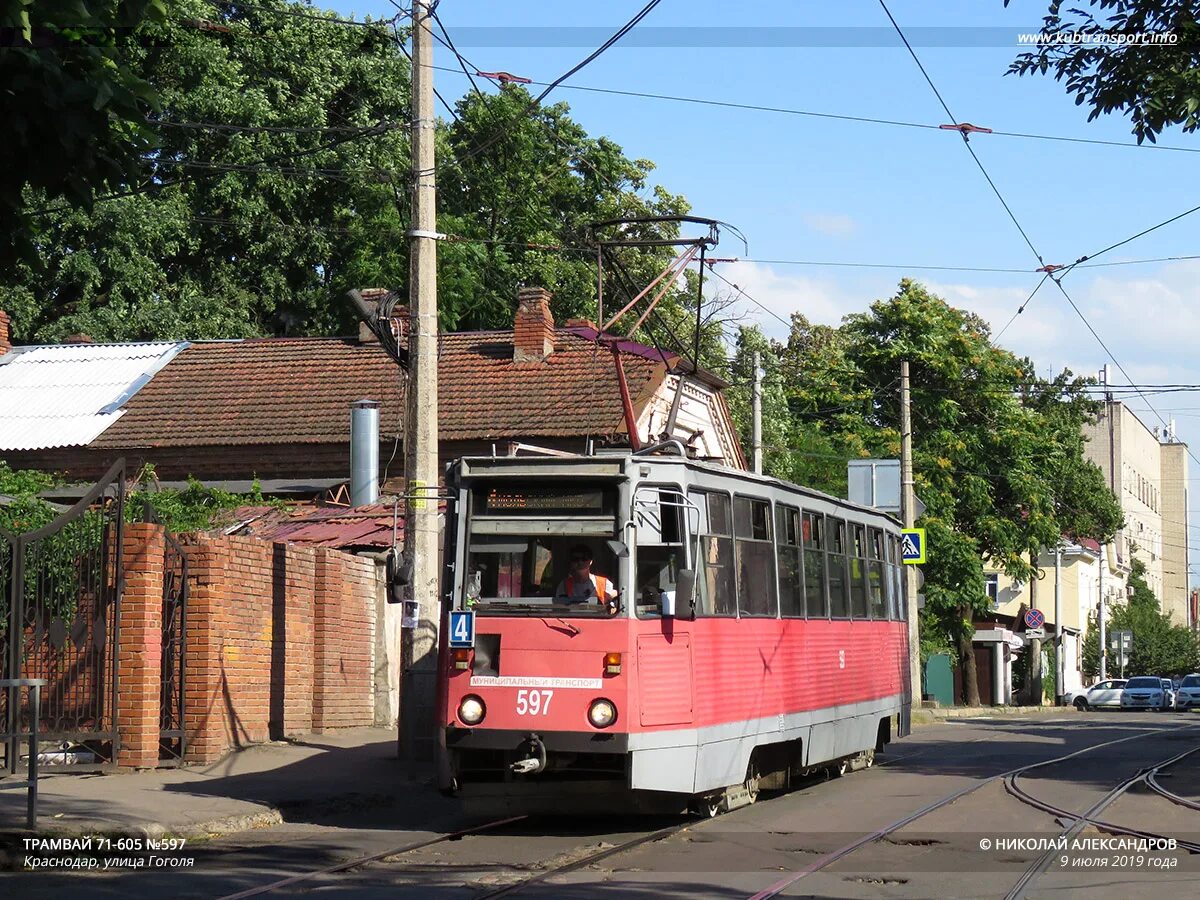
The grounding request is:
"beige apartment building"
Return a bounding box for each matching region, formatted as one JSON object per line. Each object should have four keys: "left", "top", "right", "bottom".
{"left": 974, "top": 540, "right": 1121, "bottom": 704}
{"left": 1082, "top": 400, "right": 1190, "bottom": 626}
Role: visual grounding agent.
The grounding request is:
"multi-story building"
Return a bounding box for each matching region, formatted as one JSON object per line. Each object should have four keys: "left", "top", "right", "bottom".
{"left": 1082, "top": 399, "right": 1190, "bottom": 625}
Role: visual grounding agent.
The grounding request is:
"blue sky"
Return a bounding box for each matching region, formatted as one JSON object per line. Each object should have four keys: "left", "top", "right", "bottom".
{"left": 331, "top": 0, "right": 1200, "bottom": 585}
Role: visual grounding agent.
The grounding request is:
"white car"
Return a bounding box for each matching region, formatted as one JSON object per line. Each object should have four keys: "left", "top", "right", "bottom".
{"left": 1120, "top": 676, "right": 1170, "bottom": 711}
{"left": 1067, "top": 679, "right": 1127, "bottom": 710}
{"left": 1175, "top": 674, "right": 1200, "bottom": 710}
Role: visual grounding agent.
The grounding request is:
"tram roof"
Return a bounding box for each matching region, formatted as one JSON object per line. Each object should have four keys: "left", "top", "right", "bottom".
{"left": 455, "top": 452, "right": 900, "bottom": 526}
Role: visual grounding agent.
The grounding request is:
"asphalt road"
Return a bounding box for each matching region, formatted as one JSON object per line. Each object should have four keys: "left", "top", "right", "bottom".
{"left": 7, "top": 711, "right": 1200, "bottom": 899}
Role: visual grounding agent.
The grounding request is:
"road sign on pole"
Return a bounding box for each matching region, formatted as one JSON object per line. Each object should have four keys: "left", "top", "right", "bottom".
{"left": 1024, "top": 608, "right": 1045, "bottom": 630}
{"left": 901, "top": 528, "right": 926, "bottom": 564}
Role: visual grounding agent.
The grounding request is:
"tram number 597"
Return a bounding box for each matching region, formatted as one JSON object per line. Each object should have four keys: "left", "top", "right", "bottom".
{"left": 516, "top": 689, "right": 553, "bottom": 716}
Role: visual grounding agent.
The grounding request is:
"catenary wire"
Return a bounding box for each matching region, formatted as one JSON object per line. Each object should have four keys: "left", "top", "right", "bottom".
{"left": 423, "top": 63, "right": 1200, "bottom": 155}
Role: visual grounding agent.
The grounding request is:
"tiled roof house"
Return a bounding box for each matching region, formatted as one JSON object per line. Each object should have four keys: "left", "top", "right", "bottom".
{"left": 0, "top": 288, "right": 745, "bottom": 485}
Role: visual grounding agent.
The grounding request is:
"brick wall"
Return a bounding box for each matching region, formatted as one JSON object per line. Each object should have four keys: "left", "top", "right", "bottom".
{"left": 167, "top": 533, "right": 376, "bottom": 764}
{"left": 313, "top": 549, "right": 377, "bottom": 730}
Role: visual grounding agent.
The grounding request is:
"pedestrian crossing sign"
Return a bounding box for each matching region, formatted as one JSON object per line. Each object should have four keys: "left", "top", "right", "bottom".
{"left": 901, "top": 528, "right": 926, "bottom": 564}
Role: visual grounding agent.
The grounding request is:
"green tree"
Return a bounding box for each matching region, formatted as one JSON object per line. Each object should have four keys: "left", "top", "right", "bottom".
{"left": 771, "top": 280, "right": 1122, "bottom": 705}
{"left": 1082, "top": 558, "right": 1200, "bottom": 677}
{"left": 1007, "top": 0, "right": 1200, "bottom": 143}
{"left": 3, "top": 0, "right": 410, "bottom": 341}
{"left": 1, "top": 1, "right": 698, "bottom": 345}
{"left": 1, "top": 0, "right": 166, "bottom": 265}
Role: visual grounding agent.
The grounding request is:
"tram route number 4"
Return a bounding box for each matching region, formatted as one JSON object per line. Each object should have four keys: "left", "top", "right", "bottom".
{"left": 448, "top": 610, "right": 475, "bottom": 648}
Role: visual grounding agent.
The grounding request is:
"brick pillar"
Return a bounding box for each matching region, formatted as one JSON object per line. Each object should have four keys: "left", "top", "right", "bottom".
{"left": 182, "top": 535, "right": 227, "bottom": 764}
{"left": 117, "top": 523, "right": 165, "bottom": 769}
{"left": 0, "top": 309, "right": 11, "bottom": 355}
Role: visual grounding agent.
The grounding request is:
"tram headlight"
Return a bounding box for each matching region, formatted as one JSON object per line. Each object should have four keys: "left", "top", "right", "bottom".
{"left": 588, "top": 698, "right": 617, "bottom": 729}
{"left": 458, "top": 695, "right": 486, "bottom": 726}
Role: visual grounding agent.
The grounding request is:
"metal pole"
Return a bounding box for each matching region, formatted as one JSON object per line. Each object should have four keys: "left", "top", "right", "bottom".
{"left": 1054, "top": 545, "right": 1063, "bottom": 703}
{"left": 1030, "top": 550, "right": 1042, "bottom": 705}
{"left": 1099, "top": 544, "right": 1107, "bottom": 681}
{"left": 28, "top": 683, "right": 38, "bottom": 831}
{"left": 399, "top": 1, "right": 441, "bottom": 761}
{"left": 751, "top": 351, "right": 763, "bottom": 474}
{"left": 900, "top": 361, "right": 921, "bottom": 710}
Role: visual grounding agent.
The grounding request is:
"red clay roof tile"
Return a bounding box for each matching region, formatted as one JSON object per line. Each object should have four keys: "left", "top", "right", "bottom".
{"left": 91, "top": 330, "right": 670, "bottom": 448}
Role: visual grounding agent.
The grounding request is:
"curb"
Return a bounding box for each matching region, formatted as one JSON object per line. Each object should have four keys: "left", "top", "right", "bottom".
{"left": 3, "top": 788, "right": 419, "bottom": 845}
{"left": 912, "top": 705, "right": 1071, "bottom": 726}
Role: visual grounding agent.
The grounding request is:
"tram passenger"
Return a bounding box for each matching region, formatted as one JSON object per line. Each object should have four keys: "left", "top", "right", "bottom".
{"left": 555, "top": 544, "right": 618, "bottom": 610}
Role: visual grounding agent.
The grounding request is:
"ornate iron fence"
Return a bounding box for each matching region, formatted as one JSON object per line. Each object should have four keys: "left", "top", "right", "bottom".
{"left": 159, "top": 531, "right": 188, "bottom": 762}
{"left": 1, "top": 461, "right": 125, "bottom": 774}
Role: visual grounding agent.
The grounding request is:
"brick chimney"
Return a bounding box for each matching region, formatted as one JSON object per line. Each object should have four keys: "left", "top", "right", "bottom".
{"left": 513, "top": 286, "right": 555, "bottom": 362}
{"left": 356, "top": 288, "right": 408, "bottom": 346}
{"left": 0, "top": 310, "right": 10, "bottom": 355}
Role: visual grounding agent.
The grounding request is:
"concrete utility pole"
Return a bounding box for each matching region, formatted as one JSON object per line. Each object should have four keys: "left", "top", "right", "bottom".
{"left": 1099, "top": 365, "right": 1110, "bottom": 683}
{"left": 1054, "top": 545, "right": 1063, "bottom": 703}
{"left": 751, "top": 351, "right": 763, "bottom": 475}
{"left": 900, "top": 361, "right": 922, "bottom": 709}
{"left": 399, "top": 0, "right": 441, "bottom": 761}
{"left": 1029, "top": 551, "right": 1042, "bottom": 705}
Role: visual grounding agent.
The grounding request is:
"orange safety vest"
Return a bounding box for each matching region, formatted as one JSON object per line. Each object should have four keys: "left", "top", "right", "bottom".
{"left": 565, "top": 573, "right": 610, "bottom": 603}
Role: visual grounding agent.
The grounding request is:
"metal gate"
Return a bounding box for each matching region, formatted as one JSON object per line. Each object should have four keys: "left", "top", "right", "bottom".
{"left": 1, "top": 461, "right": 125, "bottom": 773}
{"left": 159, "top": 532, "right": 187, "bottom": 762}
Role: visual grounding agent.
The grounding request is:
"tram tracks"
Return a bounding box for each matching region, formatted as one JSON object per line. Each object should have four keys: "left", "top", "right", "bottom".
{"left": 216, "top": 723, "right": 1199, "bottom": 900}
{"left": 748, "top": 721, "right": 1200, "bottom": 900}
{"left": 214, "top": 815, "right": 529, "bottom": 899}
{"left": 214, "top": 813, "right": 692, "bottom": 899}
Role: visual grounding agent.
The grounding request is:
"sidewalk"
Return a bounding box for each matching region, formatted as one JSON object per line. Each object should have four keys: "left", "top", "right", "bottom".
{"left": 0, "top": 727, "right": 447, "bottom": 840}
{"left": 912, "top": 704, "right": 1071, "bottom": 726}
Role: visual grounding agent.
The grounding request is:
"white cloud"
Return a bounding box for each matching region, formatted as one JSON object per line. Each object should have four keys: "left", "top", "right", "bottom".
{"left": 716, "top": 261, "right": 868, "bottom": 339}
{"left": 803, "top": 212, "right": 857, "bottom": 238}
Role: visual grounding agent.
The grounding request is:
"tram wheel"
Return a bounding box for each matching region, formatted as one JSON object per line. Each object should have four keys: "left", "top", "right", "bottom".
{"left": 861, "top": 749, "right": 875, "bottom": 769}
{"left": 834, "top": 758, "right": 849, "bottom": 778}
{"left": 705, "top": 797, "right": 723, "bottom": 818}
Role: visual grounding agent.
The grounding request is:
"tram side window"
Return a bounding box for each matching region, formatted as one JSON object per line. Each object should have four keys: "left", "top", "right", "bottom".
{"left": 776, "top": 505, "right": 804, "bottom": 617}
{"left": 691, "top": 490, "right": 737, "bottom": 616}
{"left": 849, "top": 523, "right": 869, "bottom": 618}
{"left": 883, "top": 535, "right": 892, "bottom": 619}
{"left": 890, "top": 534, "right": 906, "bottom": 620}
{"left": 634, "top": 488, "right": 687, "bottom": 618}
{"left": 827, "top": 518, "right": 850, "bottom": 618}
{"left": 802, "top": 511, "right": 828, "bottom": 617}
{"left": 735, "top": 496, "right": 777, "bottom": 616}
{"left": 868, "top": 528, "right": 886, "bottom": 619}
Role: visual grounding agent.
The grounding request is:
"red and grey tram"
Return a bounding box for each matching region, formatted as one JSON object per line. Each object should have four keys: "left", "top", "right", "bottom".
{"left": 437, "top": 448, "right": 911, "bottom": 814}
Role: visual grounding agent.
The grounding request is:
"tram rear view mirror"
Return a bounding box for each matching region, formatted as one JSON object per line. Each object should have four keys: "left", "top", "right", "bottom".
{"left": 606, "top": 539, "right": 629, "bottom": 559}
{"left": 671, "top": 569, "right": 696, "bottom": 617}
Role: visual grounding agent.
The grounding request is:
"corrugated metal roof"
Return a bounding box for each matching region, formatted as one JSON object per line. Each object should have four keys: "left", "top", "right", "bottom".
{"left": 0, "top": 342, "right": 187, "bottom": 451}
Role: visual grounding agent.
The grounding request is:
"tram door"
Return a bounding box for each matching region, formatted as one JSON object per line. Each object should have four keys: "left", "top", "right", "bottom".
{"left": 634, "top": 487, "right": 694, "bottom": 727}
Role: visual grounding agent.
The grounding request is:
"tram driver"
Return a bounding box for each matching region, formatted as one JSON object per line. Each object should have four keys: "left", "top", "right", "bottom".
{"left": 555, "top": 543, "right": 618, "bottom": 611}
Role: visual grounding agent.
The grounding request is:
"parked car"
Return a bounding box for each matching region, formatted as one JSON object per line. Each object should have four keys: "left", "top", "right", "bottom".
{"left": 1120, "top": 676, "right": 1170, "bottom": 711}
{"left": 1161, "top": 679, "right": 1176, "bottom": 709}
{"left": 1066, "top": 679, "right": 1127, "bottom": 710}
{"left": 1175, "top": 674, "right": 1200, "bottom": 710}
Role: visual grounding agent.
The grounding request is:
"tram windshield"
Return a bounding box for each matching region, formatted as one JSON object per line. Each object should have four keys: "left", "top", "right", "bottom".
{"left": 462, "top": 481, "right": 622, "bottom": 616}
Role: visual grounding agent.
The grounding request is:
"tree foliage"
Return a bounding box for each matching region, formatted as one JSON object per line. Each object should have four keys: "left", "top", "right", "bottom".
{"left": 0, "top": 0, "right": 699, "bottom": 347}
{"left": 724, "top": 280, "right": 1124, "bottom": 703}
{"left": 1082, "top": 558, "right": 1200, "bottom": 677}
{"left": 0, "top": 0, "right": 166, "bottom": 265}
{"left": 1008, "top": 0, "right": 1200, "bottom": 143}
